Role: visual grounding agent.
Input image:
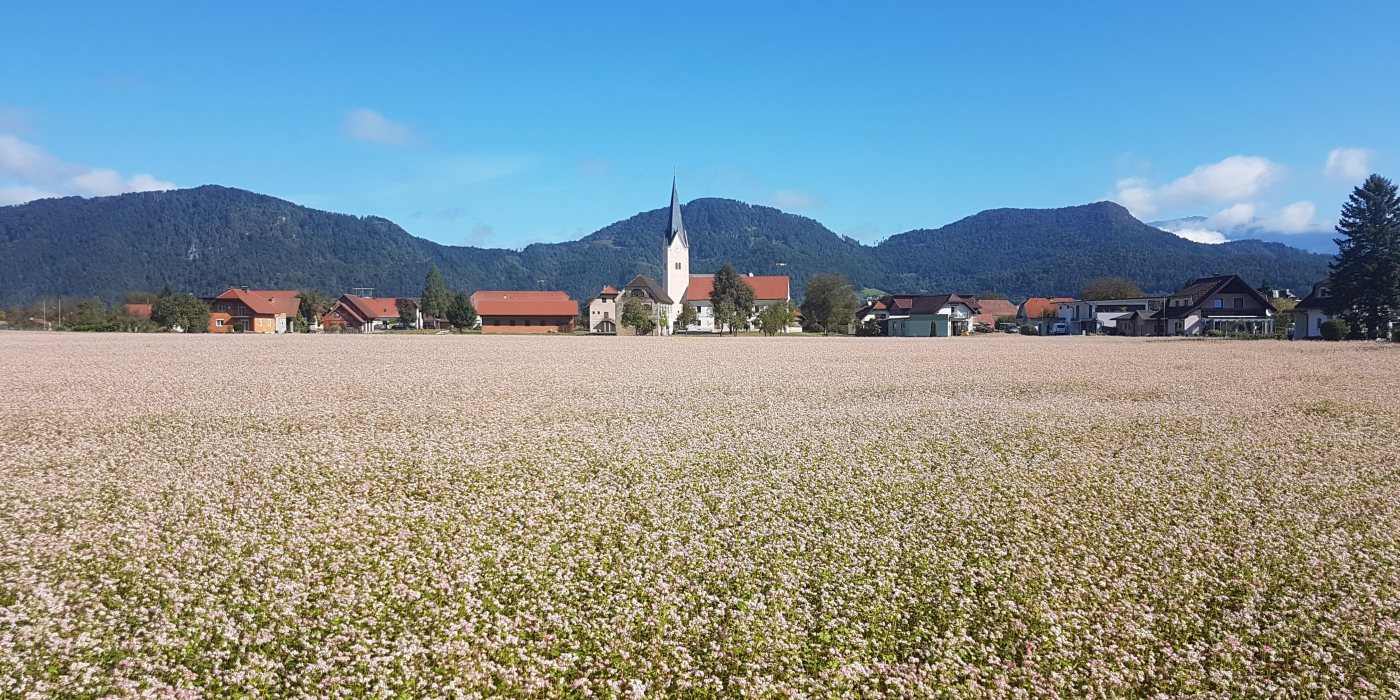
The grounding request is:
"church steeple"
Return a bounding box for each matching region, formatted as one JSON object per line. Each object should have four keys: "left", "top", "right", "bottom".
{"left": 666, "top": 177, "right": 688, "bottom": 248}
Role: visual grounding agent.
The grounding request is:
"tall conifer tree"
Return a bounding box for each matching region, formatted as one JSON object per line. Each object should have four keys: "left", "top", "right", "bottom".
{"left": 420, "top": 265, "right": 450, "bottom": 329}
{"left": 1327, "top": 174, "right": 1400, "bottom": 339}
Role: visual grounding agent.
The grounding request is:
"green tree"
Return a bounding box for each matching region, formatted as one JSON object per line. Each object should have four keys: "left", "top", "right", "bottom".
{"left": 150, "top": 293, "right": 210, "bottom": 332}
{"left": 446, "top": 292, "right": 478, "bottom": 330}
{"left": 1080, "top": 276, "right": 1145, "bottom": 300}
{"left": 709, "top": 263, "right": 755, "bottom": 335}
{"left": 420, "top": 265, "right": 451, "bottom": 329}
{"left": 756, "top": 300, "right": 794, "bottom": 336}
{"left": 296, "top": 289, "right": 332, "bottom": 327}
{"left": 855, "top": 318, "right": 883, "bottom": 336}
{"left": 1327, "top": 174, "right": 1400, "bottom": 339}
{"left": 801, "top": 272, "right": 857, "bottom": 335}
{"left": 123, "top": 291, "right": 158, "bottom": 304}
{"left": 620, "top": 297, "right": 656, "bottom": 335}
{"left": 676, "top": 304, "right": 699, "bottom": 331}
{"left": 396, "top": 298, "right": 419, "bottom": 328}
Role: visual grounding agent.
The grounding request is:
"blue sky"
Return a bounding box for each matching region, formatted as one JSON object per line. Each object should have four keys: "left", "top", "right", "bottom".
{"left": 2, "top": 2, "right": 1396, "bottom": 249}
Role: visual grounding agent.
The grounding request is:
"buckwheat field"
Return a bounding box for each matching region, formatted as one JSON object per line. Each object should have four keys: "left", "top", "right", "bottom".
{"left": 2, "top": 333, "right": 1398, "bottom": 698}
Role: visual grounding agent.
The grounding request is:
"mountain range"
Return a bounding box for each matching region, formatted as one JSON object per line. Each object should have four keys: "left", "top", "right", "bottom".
{"left": 0, "top": 185, "right": 1333, "bottom": 307}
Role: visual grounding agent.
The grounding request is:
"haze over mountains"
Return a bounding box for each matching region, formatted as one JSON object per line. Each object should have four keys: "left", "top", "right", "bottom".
{"left": 1149, "top": 216, "right": 1339, "bottom": 254}
{"left": 0, "top": 186, "right": 1332, "bottom": 306}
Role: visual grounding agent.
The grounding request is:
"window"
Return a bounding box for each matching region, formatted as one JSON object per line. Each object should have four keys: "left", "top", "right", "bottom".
{"left": 675, "top": 262, "right": 681, "bottom": 269}
{"left": 1212, "top": 299, "right": 1223, "bottom": 309}
{"left": 215, "top": 319, "right": 224, "bottom": 327}
{"left": 1234, "top": 297, "right": 1244, "bottom": 309}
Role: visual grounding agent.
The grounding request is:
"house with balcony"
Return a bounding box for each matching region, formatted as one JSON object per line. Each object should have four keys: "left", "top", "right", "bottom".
{"left": 206, "top": 287, "right": 301, "bottom": 333}
{"left": 880, "top": 294, "right": 980, "bottom": 337}
{"left": 1156, "top": 274, "right": 1275, "bottom": 336}
{"left": 1057, "top": 297, "right": 1161, "bottom": 334}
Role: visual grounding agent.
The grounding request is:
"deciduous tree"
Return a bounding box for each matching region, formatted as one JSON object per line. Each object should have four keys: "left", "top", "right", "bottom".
{"left": 709, "top": 263, "right": 755, "bottom": 335}
{"left": 620, "top": 297, "right": 656, "bottom": 335}
{"left": 1080, "top": 276, "right": 1144, "bottom": 301}
{"left": 150, "top": 293, "right": 210, "bottom": 333}
{"left": 801, "top": 272, "right": 856, "bottom": 335}
{"left": 296, "top": 289, "right": 332, "bottom": 327}
{"left": 756, "top": 300, "right": 794, "bottom": 336}
{"left": 676, "top": 304, "right": 699, "bottom": 331}
{"left": 396, "top": 299, "right": 419, "bottom": 328}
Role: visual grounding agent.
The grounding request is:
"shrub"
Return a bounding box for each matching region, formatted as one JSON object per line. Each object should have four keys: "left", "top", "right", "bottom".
{"left": 1020, "top": 325, "right": 1038, "bottom": 336}
{"left": 1392, "top": 327, "right": 1400, "bottom": 343}
{"left": 1206, "top": 329, "right": 1226, "bottom": 337}
{"left": 1320, "top": 319, "right": 1349, "bottom": 341}
{"left": 855, "top": 319, "right": 882, "bottom": 337}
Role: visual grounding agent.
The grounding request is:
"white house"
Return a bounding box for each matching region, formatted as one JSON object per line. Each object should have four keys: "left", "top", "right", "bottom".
{"left": 1057, "top": 297, "right": 1160, "bottom": 334}
{"left": 587, "top": 285, "right": 619, "bottom": 334}
{"left": 1292, "top": 279, "right": 1334, "bottom": 339}
{"left": 881, "top": 294, "right": 980, "bottom": 337}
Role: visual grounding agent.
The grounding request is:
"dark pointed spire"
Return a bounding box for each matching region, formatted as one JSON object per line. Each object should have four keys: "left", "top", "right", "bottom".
{"left": 666, "top": 177, "right": 688, "bottom": 248}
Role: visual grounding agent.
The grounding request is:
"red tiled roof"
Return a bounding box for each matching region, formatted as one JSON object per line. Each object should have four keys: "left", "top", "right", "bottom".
{"left": 471, "top": 291, "right": 571, "bottom": 301}
{"left": 599, "top": 285, "right": 618, "bottom": 295}
{"left": 1020, "top": 297, "right": 1073, "bottom": 319}
{"left": 683, "top": 275, "right": 789, "bottom": 302}
{"left": 974, "top": 299, "right": 1018, "bottom": 318}
{"left": 345, "top": 295, "right": 406, "bottom": 320}
{"left": 124, "top": 303, "right": 152, "bottom": 319}
{"left": 214, "top": 288, "right": 301, "bottom": 316}
{"left": 472, "top": 291, "right": 578, "bottom": 317}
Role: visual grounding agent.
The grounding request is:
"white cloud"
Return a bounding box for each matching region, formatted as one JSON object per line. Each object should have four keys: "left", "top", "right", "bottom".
{"left": 342, "top": 108, "right": 417, "bottom": 146}
{"left": 1115, "top": 155, "right": 1283, "bottom": 217}
{"left": 1324, "top": 148, "right": 1371, "bottom": 181}
{"left": 0, "top": 134, "right": 175, "bottom": 205}
{"left": 768, "top": 189, "right": 825, "bottom": 211}
{"left": 1206, "top": 202, "right": 1255, "bottom": 229}
{"left": 1171, "top": 227, "right": 1229, "bottom": 244}
{"left": 1262, "top": 200, "right": 1319, "bottom": 234}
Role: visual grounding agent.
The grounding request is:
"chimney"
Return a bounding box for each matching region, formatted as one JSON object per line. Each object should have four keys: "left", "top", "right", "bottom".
{"left": 240, "top": 285, "right": 249, "bottom": 291}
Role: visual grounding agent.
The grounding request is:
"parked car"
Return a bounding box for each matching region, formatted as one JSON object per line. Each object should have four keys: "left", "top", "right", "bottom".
{"left": 1002, "top": 325, "right": 1019, "bottom": 333}
{"left": 1051, "top": 322, "right": 1068, "bottom": 335}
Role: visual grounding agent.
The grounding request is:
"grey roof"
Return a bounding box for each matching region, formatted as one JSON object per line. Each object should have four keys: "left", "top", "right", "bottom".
{"left": 666, "top": 178, "right": 689, "bottom": 248}
{"left": 622, "top": 275, "right": 674, "bottom": 305}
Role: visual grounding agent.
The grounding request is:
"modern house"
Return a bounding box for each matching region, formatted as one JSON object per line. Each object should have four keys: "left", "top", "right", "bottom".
{"left": 1292, "top": 279, "right": 1335, "bottom": 340}
{"left": 880, "top": 294, "right": 980, "bottom": 337}
{"left": 321, "top": 294, "right": 419, "bottom": 333}
{"left": 472, "top": 291, "right": 578, "bottom": 334}
{"left": 587, "top": 285, "right": 619, "bottom": 334}
{"left": 1155, "top": 274, "right": 1275, "bottom": 336}
{"left": 1018, "top": 297, "right": 1074, "bottom": 334}
{"left": 206, "top": 288, "right": 301, "bottom": 333}
{"left": 1057, "top": 297, "right": 1160, "bottom": 334}
{"left": 682, "top": 274, "right": 797, "bottom": 333}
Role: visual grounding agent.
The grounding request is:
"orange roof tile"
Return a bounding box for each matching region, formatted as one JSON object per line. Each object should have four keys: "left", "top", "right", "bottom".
{"left": 472, "top": 291, "right": 578, "bottom": 317}
{"left": 214, "top": 288, "right": 301, "bottom": 316}
{"left": 683, "top": 275, "right": 789, "bottom": 302}
{"left": 1019, "top": 297, "right": 1074, "bottom": 319}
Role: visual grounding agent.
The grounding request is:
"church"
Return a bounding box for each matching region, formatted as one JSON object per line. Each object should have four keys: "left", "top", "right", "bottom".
{"left": 587, "top": 180, "right": 797, "bottom": 335}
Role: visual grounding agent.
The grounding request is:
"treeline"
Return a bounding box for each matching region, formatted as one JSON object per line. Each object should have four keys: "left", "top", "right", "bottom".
{"left": 0, "top": 185, "right": 1333, "bottom": 307}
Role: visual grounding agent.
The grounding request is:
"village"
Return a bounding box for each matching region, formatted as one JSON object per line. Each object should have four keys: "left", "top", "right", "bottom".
{"left": 80, "top": 181, "right": 1353, "bottom": 342}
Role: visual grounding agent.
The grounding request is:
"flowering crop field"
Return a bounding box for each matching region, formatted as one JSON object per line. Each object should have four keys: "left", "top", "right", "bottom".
{"left": 1, "top": 333, "right": 1398, "bottom": 698}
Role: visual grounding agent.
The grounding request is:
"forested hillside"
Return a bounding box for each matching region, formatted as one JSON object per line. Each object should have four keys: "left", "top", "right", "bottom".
{"left": 0, "top": 186, "right": 1332, "bottom": 306}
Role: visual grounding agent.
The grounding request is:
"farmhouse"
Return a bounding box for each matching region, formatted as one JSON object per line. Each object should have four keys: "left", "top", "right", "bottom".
{"left": 473, "top": 291, "right": 578, "bottom": 334}
{"left": 206, "top": 287, "right": 301, "bottom": 333}
{"left": 682, "top": 274, "right": 794, "bottom": 333}
{"left": 880, "top": 294, "right": 980, "bottom": 337}
{"left": 973, "top": 298, "right": 1019, "bottom": 327}
{"left": 587, "top": 285, "right": 619, "bottom": 334}
{"left": 321, "top": 294, "right": 419, "bottom": 333}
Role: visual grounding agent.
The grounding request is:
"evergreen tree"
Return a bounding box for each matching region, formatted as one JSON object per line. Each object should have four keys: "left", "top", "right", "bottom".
{"left": 801, "top": 272, "right": 856, "bottom": 335}
{"left": 420, "top": 265, "right": 450, "bottom": 328}
{"left": 446, "top": 292, "right": 478, "bottom": 330}
{"left": 1327, "top": 174, "right": 1400, "bottom": 339}
{"left": 709, "top": 263, "right": 756, "bottom": 335}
